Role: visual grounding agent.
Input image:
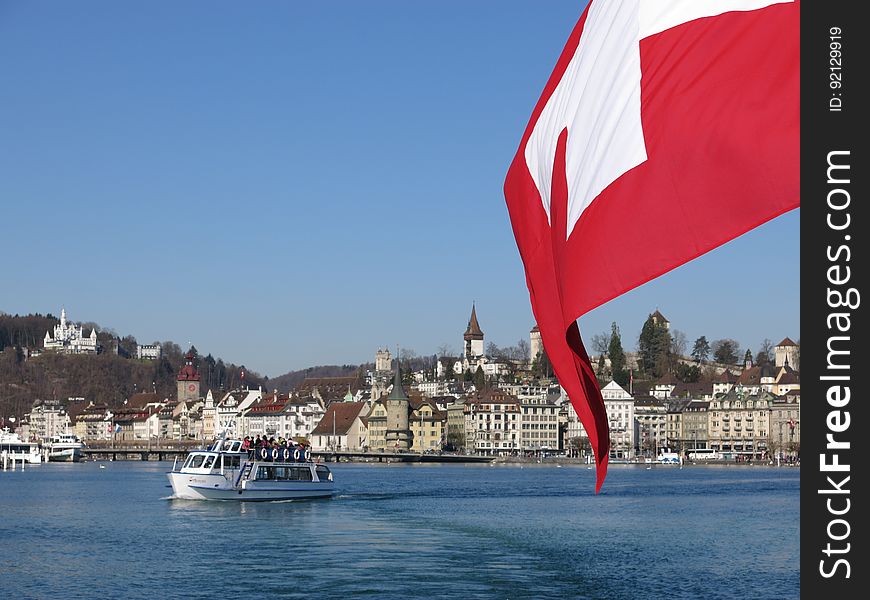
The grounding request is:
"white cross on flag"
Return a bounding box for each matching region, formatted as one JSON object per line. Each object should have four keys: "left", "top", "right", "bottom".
{"left": 504, "top": 0, "right": 799, "bottom": 492}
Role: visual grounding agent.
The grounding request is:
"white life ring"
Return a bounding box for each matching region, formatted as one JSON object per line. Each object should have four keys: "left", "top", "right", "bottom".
{"left": 304, "top": 449, "right": 312, "bottom": 461}
{"left": 271, "top": 448, "right": 279, "bottom": 461}
{"left": 292, "top": 448, "right": 300, "bottom": 461}
{"left": 259, "top": 447, "right": 268, "bottom": 460}
{"left": 282, "top": 448, "right": 290, "bottom": 461}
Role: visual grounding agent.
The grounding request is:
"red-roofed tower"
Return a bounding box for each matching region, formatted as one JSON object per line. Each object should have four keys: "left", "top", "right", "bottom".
{"left": 177, "top": 352, "right": 201, "bottom": 402}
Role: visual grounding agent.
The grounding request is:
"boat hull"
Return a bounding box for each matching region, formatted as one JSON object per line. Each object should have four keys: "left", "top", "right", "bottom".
{"left": 168, "top": 470, "right": 334, "bottom": 502}
{"left": 47, "top": 447, "right": 84, "bottom": 462}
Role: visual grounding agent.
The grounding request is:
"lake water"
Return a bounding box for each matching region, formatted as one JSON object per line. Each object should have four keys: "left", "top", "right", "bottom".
{"left": 0, "top": 461, "right": 799, "bottom": 599}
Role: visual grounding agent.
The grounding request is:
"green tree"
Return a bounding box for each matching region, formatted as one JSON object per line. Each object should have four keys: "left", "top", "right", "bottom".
{"left": 712, "top": 339, "right": 740, "bottom": 365}
{"left": 473, "top": 366, "right": 485, "bottom": 390}
{"left": 638, "top": 314, "right": 671, "bottom": 377}
{"left": 691, "top": 336, "right": 710, "bottom": 363}
{"left": 608, "top": 322, "right": 629, "bottom": 386}
{"left": 532, "top": 349, "right": 552, "bottom": 379}
{"left": 675, "top": 363, "right": 701, "bottom": 383}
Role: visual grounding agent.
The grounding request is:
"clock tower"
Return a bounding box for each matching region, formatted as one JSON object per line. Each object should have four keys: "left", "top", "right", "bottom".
{"left": 177, "top": 352, "right": 201, "bottom": 402}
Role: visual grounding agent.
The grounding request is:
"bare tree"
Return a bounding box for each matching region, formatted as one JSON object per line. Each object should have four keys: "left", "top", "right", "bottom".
{"left": 437, "top": 344, "right": 454, "bottom": 358}
{"left": 590, "top": 332, "right": 611, "bottom": 356}
{"left": 670, "top": 329, "right": 687, "bottom": 358}
{"left": 516, "top": 339, "right": 530, "bottom": 361}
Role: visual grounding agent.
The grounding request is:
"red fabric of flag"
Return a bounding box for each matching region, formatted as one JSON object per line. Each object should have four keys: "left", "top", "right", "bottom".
{"left": 504, "top": 0, "right": 799, "bottom": 492}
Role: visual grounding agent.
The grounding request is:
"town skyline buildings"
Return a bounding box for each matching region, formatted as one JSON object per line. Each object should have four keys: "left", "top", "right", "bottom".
{"left": 0, "top": 1, "right": 798, "bottom": 378}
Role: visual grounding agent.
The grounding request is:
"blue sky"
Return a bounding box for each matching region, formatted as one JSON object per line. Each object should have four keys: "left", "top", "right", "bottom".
{"left": 0, "top": 1, "right": 798, "bottom": 377}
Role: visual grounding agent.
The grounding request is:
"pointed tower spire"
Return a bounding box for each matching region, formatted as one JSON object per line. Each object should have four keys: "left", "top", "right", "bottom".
{"left": 463, "top": 303, "right": 484, "bottom": 359}
{"left": 388, "top": 362, "right": 409, "bottom": 401}
{"left": 464, "top": 303, "right": 484, "bottom": 338}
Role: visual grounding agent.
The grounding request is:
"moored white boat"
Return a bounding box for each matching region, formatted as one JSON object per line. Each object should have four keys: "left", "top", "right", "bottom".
{"left": 1, "top": 428, "right": 42, "bottom": 465}
{"left": 167, "top": 438, "right": 334, "bottom": 501}
{"left": 45, "top": 434, "right": 85, "bottom": 462}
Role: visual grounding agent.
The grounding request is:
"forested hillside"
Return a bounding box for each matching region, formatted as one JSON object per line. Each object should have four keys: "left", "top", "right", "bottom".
{"left": 0, "top": 312, "right": 264, "bottom": 419}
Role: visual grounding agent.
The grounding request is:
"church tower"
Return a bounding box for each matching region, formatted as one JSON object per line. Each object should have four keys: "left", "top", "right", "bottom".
{"left": 177, "top": 352, "right": 201, "bottom": 402}
{"left": 384, "top": 363, "right": 411, "bottom": 450}
{"left": 463, "top": 303, "right": 484, "bottom": 359}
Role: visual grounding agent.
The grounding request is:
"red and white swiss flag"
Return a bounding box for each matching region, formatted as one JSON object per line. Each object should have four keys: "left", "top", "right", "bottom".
{"left": 504, "top": 0, "right": 799, "bottom": 492}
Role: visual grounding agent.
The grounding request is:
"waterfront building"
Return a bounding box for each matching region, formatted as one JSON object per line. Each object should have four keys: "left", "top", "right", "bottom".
{"left": 176, "top": 353, "right": 201, "bottom": 403}
{"left": 43, "top": 308, "right": 98, "bottom": 354}
{"left": 73, "top": 402, "right": 112, "bottom": 441}
{"left": 665, "top": 399, "right": 691, "bottom": 453}
{"left": 237, "top": 391, "right": 327, "bottom": 442}
{"left": 157, "top": 403, "right": 176, "bottom": 439}
{"left": 409, "top": 398, "right": 447, "bottom": 452}
{"left": 708, "top": 387, "right": 772, "bottom": 456}
{"left": 445, "top": 399, "right": 466, "bottom": 451}
{"left": 573, "top": 381, "right": 635, "bottom": 460}
{"left": 601, "top": 381, "right": 635, "bottom": 460}
{"left": 215, "top": 388, "right": 262, "bottom": 437}
{"left": 309, "top": 401, "right": 369, "bottom": 451}
{"left": 171, "top": 400, "right": 201, "bottom": 439}
{"left": 682, "top": 400, "right": 710, "bottom": 452}
{"left": 201, "top": 390, "right": 216, "bottom": 439}
{"left": 519, "top": 392, "right": 560, "bottom": 454}
{"left": 365, "top": 399, "right": 388, "bottom": 450}
{"left": 113, "top": 405, "right": 159, "bottom": 442}
{"left": 632, "top": 396, "right": 668, "bottom": 456}
{"left": 769, "top": 391, "right": 800, "bottom": 458}
{"left": 136, "top": 344, "right": 161, "bottom": 360}
{"left": 463, "top": 388, "right": 521, "bottom": 455}
{"left": 243, "top": 392, "right": 287, "bottom": 440}
{"left": 282, "top": 395, "right": 327, "bottom": 441}
{"left": 22, "top": 399, "right": 72, "bottom": 441}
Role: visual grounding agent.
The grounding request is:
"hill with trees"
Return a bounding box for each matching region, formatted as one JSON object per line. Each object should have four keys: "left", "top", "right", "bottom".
{"left": 0, "top": 312, "right": 264, "bottom": 420}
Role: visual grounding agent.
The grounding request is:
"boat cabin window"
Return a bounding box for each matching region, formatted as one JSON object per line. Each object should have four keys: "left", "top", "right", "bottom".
{"left": 222, "top": 455, "right": 241, "bottom": 469}
{"left": 286, "top": 467, "right": 312, "bottom": 481}
{"left": 202, "top": 456, "right": 216, "bottom": 469}
{"left": 229, "top": 441, "right": 241, "bottom": 452}
{"left": 256, "top": 466, "right": 312, "bottom": 481}
{"left": 315, "top": 466, "right": 332, "bottom": 482}
{"left": 189, "top": 454, "right": 206, "bottom": 469}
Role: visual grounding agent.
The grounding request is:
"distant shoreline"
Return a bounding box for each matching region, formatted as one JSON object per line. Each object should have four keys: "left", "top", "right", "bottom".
{"left": 491, "top": 456, "right": 800, "bottom": 468}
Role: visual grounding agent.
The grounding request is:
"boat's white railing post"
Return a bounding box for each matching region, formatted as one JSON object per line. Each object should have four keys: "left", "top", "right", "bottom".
{"left": 172, "top": 456, "right": 178, "bottom": 472}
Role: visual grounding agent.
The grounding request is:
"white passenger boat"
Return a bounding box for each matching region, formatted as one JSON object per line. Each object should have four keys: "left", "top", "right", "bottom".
{"left": 167, "top": 438, "right": 334, "bottom": 501}
{"left": 1, "top": 428, "right": 42, "bottom": 464}
{"left": 45, "top": 434, "right": 85, "bottom": 462}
